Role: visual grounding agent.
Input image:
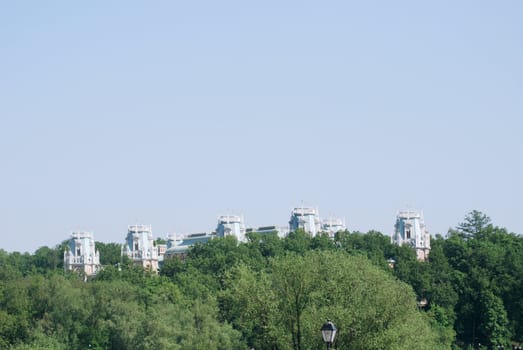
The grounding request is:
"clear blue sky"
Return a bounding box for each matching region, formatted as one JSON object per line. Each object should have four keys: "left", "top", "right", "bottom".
{"left": 1, "top": 1, "right": 522, "bottom": 252}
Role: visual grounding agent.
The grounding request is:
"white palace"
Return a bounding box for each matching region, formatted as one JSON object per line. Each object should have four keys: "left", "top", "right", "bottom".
{"left": 64, "top": 206, "right": 431, "bottom": 276}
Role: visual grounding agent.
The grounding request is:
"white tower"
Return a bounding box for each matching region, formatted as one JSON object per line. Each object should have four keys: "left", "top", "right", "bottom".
{"left": 64, "top": 231, "right": 101, "bottom": 276}
{"left": 392, "top": 210, "right": 431, "bottom": 261}
{"left": 216, "top": 215, "right": 246, "bottom": 242}
{"left": 122, "top": 225, "right": 159, "bottom": 271}
{"left": 289, "top": 207, "right": 322, "bottom": 236}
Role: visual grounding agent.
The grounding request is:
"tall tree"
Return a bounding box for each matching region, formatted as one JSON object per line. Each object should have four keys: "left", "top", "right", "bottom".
{"left": 456, "top": 210, "right": 491, "bottom": 239}
{"left": 221, "top": 251, "right": 450, "bottom": 350}
{"left": 96, "top": 242, "right": 123, "bottom": 266}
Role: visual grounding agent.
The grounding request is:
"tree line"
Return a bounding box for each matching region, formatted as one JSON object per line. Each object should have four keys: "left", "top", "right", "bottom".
{"left": 0, "top": 211, "right": 521, "bottom": 349}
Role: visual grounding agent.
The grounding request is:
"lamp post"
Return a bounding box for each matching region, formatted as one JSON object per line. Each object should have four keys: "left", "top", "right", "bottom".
{"left": 321, "top": 319, "right": 337, "bottom": 350}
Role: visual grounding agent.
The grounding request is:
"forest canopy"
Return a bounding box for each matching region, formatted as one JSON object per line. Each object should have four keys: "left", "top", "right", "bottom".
{"left": 0, "top": 211, "right": 521, "bottom": 350}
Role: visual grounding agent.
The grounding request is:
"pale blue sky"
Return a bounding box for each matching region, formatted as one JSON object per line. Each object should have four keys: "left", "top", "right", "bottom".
{"left": 1, "top": 1, "right": 522, "bottom": 252}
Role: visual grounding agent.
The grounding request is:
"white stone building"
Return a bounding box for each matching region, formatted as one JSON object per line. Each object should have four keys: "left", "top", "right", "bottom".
{"left": 122, "top": 224, "right": 159, "bottom": 271}
{"left": 392, "top": 210, "right": 431, "bottom": 261}
{"left": 216, "top": 215, "right": 246, "bottom": 242}
{"left": 64, "top": 231, "right": 101, "bottom": 276}
{"left": 289, "top": 207, "right": 322, "bottom": 236}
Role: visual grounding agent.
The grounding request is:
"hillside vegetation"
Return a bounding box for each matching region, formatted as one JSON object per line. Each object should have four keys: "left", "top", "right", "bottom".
{"left": 0, "top": 211, "right": 521, "bottom": 350}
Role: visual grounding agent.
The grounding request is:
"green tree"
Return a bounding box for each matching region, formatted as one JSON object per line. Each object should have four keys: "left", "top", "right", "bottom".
{"left": 271, "top": 253, "right": 318, "bottom": 350}
{"left": 154, "top": 238, "right": 167, "bottom": 245}
{"left": 159, "top": 255, "right": 185, "bottom": 278}
{"left": 96, "top": 242, "right": 123, "bottom": 266}
{"left": 283, "top": 229, "right": 312, "bottom": 254}
{"left": 443, "top": 211, "right": 520, "bottom": 347}
{"left": 456, "top": 210, "right": 491, "bottom": 239}
{"left": 245, "top": 231, "right": 284, "bottom": 262}
{"left": 0, "top": 278, "right": 31, "bottom": 345}
{"left": 477, "top": 290, "right": 510, "bottom": 348}
{"left": 221, "top": 251, "right": 449, "bottom": 350}
{"left": 220, "top": 265, "right": 281, "bottom": 349}
{"left": 32, "top": 245, "right": 63, "bottom": 273}
{"left": 335, "top": 230, "right": 395, "bottom": 268}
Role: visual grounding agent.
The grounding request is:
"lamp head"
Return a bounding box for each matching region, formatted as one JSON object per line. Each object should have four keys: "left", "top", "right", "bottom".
{"left": 321, "top": 319, "right": 337, "bottom": 343}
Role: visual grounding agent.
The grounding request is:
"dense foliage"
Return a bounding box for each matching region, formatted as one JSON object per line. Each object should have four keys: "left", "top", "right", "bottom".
{"left": 0, "top": 211, "right": 521, "bottom": 349}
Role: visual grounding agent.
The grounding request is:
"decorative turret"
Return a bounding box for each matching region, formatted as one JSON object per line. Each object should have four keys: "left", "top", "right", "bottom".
{"left": 64, "top": 231, "right": 101, "bottom": 276}
{"left": 289, "top": 206, "right": 322, "bottom": 236}
{"left": 122, "top": 224, "right": 159, "bottom": 271}
{"left": 216, "top": 215, "right": 246, "bottom": 242}
{"left": 392, "top": 210, "right": 431, "bottom": 261}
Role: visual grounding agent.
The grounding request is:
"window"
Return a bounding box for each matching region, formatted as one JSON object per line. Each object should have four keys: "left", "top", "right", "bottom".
{"left": 406, "top": 229, "right": 411, "bottom": 239}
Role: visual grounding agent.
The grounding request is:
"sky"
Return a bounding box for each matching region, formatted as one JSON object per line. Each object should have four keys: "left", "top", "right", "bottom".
{"left": 1, "top": 1, "right": 522, "bottom": 253}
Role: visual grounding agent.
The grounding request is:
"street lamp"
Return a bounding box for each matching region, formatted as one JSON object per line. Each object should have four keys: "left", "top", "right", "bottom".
{"left": 321, "top": 319, "right": 337, "bottom": 350}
